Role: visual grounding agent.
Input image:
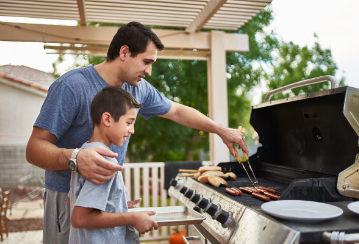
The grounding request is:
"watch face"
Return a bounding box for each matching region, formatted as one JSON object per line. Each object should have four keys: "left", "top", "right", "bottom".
{"left": 68, "top": 160, "right": 76, "bottom": 171}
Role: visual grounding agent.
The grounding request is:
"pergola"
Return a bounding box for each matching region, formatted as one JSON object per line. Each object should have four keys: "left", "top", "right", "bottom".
{"left": 0, "top": 0, "right": 271, "bottom": 164}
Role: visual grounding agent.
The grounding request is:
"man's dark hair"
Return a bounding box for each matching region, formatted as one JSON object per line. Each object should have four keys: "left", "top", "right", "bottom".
{"left": 91, "top": 86, "right": 142, "bottom": 125}
{"left": 106, "top": 22, "right": 164, "bottom": 61}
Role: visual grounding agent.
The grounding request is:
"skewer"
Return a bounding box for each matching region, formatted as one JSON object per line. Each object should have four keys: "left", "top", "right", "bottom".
{"left": 241, "top": 150, "right": 259, "bottom": 184}
{"left": 233, "top": 145, "right": 256, "bottom": 188}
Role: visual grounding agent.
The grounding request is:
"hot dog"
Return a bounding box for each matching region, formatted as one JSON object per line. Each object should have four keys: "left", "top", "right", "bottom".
{"left": 231, "top": 187, "right": 243, "bottom": 196}
{"left": 247, "top": 187, "right": 261, "bottom": 194}
{"left": 239, "top": 187, "right": 253, "bottom": 194}
{"left": 257, "top": 186, "right": 276, "bottom": 194}
{"left": 226, "top": 188, "right": 239, "bottom": 196}
{"left": 263, "top": 191, "right": 280, "bottom": 200}
{"left": 255, "top": 188, "right": 267, "bottom": 194}
{"left": 252, "top": 192, "right": 270, "bottom": 202}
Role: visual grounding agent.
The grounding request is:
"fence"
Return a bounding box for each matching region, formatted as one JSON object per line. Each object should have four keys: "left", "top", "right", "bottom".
{"left": 122, "top": 162, "right": 180, "bottom": 240}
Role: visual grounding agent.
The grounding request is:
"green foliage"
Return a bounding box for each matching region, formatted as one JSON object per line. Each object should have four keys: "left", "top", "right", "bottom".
{"left": 263, "top": 37, "right": 346, "bottom": 101}
{"left": 226, "top": 6, "right": 279, "bottom": 141}
{"left": 127, "top": 59, "right": 209, "bottom": 162}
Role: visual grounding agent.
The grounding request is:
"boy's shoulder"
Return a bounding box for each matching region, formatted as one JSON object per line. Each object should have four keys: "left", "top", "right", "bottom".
{"left": 81, "top": 141, "right": 118, "bottom": 164}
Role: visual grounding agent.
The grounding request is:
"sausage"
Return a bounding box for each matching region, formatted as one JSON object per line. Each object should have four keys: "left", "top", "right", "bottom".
{"left": 247, "top": 187, "right": 261, "bottom": 194}
{"left": 239, "top": 187, "right": 253, "bottom": 194}
{"left": 231, "top": 187, "right": 243, "bottom": 196}
{"left": 263, "top": 191, "right": 280, "bottom": 200}
{"left": 255, "top": 188, "right": 267, "bottom": 194}
{"left": 257, "top": 186, "right": 276, "bottom": 194}
{"left": 252, "top": 192, "right": 270, "bottom": 202}
{"left": 226, "top": 188, "right": 239, "bottom": 196}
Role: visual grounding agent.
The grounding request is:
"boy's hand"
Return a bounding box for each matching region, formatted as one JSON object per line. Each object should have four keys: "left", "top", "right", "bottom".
{"left": 77, "top": 147, "right": 122, "bottom": 185}
{"left": 131, "top": 211, "right": 158, "bottom": 234}
{"left": 128, "top": 198, "right": 141, "bottom": 208}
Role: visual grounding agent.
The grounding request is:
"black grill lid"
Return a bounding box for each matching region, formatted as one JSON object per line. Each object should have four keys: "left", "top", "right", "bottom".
{"left": 250, "top": 86, "right": 359, "bottom": 176}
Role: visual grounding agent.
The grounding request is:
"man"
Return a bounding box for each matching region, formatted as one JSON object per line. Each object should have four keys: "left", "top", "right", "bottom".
{"left": 26, "top": 22, "right": 248, "bottom": 244}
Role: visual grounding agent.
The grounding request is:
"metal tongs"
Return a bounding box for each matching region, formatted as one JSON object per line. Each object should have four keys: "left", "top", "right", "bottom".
{"left": 233, "top": 145, "right": 259, "bottom": 188}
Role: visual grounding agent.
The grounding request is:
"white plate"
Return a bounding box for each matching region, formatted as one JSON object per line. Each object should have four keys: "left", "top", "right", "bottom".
{"left": 261, "top": 200, "right": 343, "bottom": 223}
{"left": 348, "top": 202, "right": 359, "bottom": 215}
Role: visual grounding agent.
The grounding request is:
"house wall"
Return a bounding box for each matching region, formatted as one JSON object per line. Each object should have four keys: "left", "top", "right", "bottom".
{"left": 0, "top": 79, "right": 46, "bottom": 189}
{"left": 0, "top": 80, "right": 46, "bottom": 145}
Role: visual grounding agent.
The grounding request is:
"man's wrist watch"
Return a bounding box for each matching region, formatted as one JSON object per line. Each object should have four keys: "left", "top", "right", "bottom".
{"left": 68, "top": 148, "right": 81, "bottom": 172}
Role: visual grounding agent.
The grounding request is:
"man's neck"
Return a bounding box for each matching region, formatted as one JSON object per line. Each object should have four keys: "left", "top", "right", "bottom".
{"left": 94, "top": 61, "right": 124, "bottom": 87}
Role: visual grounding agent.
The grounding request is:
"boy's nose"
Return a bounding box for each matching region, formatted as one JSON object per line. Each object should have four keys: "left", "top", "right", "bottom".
{"left": 129, "top": 125, "right": 135, "bottom": 134}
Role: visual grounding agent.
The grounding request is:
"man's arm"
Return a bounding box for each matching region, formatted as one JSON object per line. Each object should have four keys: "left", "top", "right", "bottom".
{"left": 26, "top": 127, "right": 122, "bottom": 185}
{"left": 160, "top": 102, "right": 248, "bottom": 156}
{"left": 71, "top": 206, "right": 158, "bottom": 234}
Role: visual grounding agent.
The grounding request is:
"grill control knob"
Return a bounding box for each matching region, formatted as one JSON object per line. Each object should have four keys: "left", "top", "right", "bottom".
{"left": 190, "top": 193, "right": 201, "bottom": 204}
{"left": 206, "top": 203, "right": 219, "bottom": 216}
{"left": 180, "top": 186, "right": 188, "bottom": 194}
{"left": 169, "top": 178, "right": 177, "bottom": 187}
{"left": 193, "top": 206, "right": 202, "bottom": 213}
{"left": 185, "top": 189, "right": 195, "bottom": 199}
{"left": 197, "top": 198, "right": 210, "bottom": 209}
{"left": 216, "top": 210, "right": 233, "bottom": 228}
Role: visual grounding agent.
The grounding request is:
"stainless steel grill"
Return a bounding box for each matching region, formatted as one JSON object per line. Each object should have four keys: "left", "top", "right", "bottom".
{"left": 168, "top": 77, "right": 359, "bottom": 244}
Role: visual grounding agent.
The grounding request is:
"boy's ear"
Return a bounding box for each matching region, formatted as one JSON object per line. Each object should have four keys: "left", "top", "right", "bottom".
{"left": 101, "top": 112, "right": 112, "bottom": 126}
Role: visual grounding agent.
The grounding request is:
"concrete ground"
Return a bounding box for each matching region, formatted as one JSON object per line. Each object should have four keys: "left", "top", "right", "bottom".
{"left": 3, "top": 198, "right": 169, "bottom": 244}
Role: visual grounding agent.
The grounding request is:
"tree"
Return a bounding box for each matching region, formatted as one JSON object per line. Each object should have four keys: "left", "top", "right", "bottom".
{"left": 263, "top": 35, "right": 345, "bottom": 101}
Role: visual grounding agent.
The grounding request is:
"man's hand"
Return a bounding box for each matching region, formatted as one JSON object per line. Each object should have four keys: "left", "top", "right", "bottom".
{"left": 128, "top": 198, "right": 141, "bottom": 208}
{"left": 131, "top": 211, "right": 158, "bottom": 234}
{"left": 77, "top": 147, "right": 122, "bottom": 185}
{"left": 218, "top": 127, "right": 248, "bottom": 157}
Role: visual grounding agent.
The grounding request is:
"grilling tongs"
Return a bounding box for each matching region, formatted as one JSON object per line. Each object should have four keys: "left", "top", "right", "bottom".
{"left": 233, "top": 145, "right": 259, "bottom": 187}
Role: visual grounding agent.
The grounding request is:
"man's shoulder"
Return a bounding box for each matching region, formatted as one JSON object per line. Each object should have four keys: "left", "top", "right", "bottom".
{"left": 51, "top": 66, "right": 93, "bottom": 89}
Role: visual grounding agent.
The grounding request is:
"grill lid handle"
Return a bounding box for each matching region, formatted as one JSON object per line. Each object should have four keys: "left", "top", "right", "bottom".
{"left": 264, "top": 75, "right": 339, "bottom": 102}
{"left": 323, "top": 231, "right": 359, "bottom": 243}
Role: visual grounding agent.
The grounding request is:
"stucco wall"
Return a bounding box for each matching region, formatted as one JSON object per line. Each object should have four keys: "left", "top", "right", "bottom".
{"left": 0, "top": 80, "right": 46, "bottom": 145}
{"left": 0, "top": 79, "right": 46, "bottom": 189}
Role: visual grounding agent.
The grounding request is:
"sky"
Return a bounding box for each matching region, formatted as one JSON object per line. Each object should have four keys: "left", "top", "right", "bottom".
{"left": 0, "top": 0, "right": 358, "bottom": 91}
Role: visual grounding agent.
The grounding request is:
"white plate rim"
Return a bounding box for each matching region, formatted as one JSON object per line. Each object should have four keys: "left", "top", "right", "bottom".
{"left": 348, "top": 202, "right": 359, "bottom": 215}
{"left": 261, "top": 200, "right": 343, "bottom": 221}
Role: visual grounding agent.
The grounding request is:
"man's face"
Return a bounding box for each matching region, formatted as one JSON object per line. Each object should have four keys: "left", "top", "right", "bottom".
{"left": 108, "top": 107, "right": 137, "bottom": 147}
{"left": 121, "top": 41, "right": 157, "bottom": 87}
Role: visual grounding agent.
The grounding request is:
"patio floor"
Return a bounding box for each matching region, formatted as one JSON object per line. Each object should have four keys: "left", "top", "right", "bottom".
{"left": 3, "top": 198, "right": 168, "bottom": 244}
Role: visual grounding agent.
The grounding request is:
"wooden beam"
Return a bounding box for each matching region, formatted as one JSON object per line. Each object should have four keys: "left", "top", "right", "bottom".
{"left": 0, "top": 22, "right": 249, "bottom": 52}
{"left": 207, "top": 30, "right": 230, "bottom": 164}
{"left": 77, "top": 0, "right": 87, "bottom": 26}
{"left": 45, "top": 46, "right": 209, "bottom": 60}
{"left": 186, "top": 0, "right": 227, "bottom": 32}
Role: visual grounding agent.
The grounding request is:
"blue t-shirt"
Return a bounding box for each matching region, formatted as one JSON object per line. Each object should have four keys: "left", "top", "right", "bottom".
{"left": 68, "top": 142, "right": 133, "bottom": 244}
{"left": 34, "top": 65, "right": 172, "bottom": 193}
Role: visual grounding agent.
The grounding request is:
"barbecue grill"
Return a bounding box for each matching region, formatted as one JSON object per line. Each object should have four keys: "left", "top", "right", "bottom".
{"left": 168, "top": 76, "right": 359, "bottom": 244}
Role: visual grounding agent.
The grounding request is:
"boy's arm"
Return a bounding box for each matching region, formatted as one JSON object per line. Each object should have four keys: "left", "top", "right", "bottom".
{"left": 71, "top": 206, "right": 158, "bottom": 234}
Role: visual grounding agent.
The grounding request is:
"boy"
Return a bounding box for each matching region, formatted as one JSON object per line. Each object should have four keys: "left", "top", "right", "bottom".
{"left": 68, "top": 86, "right": 158, "bottom": 243}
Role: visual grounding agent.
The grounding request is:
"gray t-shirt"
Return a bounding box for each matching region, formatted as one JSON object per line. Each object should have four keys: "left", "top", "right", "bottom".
{"left": 68, "top": 142, "right": 133, "bottom": 244}
{"left": 34, "top": 65, "right": 172, "bottom": 193}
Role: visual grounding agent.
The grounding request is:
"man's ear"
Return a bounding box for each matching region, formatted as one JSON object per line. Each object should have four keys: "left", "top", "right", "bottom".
{"left": 119, "top": 45, "right": 130, "bottom": 60}
{"left": 101, "top": 112, "right": 112, "bottom": 126}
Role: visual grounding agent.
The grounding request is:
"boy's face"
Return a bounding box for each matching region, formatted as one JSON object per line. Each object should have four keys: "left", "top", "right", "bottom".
{"left": 108, "top": 107, "right": 137, "bottom": 147}
{"left": 121, "top": 41, "right": 157, "bottom": 87}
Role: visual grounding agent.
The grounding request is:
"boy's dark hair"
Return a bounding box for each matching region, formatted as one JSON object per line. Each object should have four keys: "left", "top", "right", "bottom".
{"left": 106, "top": 22, "right": 164, "bottom": 62}
{"left": 91, "top": 86, "right": 143, "bottom": 125}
